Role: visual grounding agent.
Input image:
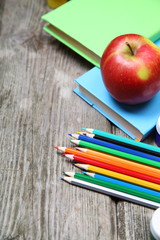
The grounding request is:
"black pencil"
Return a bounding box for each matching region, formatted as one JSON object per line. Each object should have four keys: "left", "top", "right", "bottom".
{"left": 80, "top": 129, "right": 160, "bottom": 157}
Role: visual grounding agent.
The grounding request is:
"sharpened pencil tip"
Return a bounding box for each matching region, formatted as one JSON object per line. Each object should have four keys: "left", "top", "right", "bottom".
{"left": 63, "top": 154, "right": 74, "bottom": 160}
{"left": 74, "top": 163, "right": 88, "bottom": 170}
{"left": 69, "top": 134, "right": 79, "bottom": 139}
{"left": 61, "top": 176, "right": 72, "bottom": 183}
{"left": 70, "top": 139, "right": 79, "bottom": 144}
{"left": 77, "top": 132, "right": 87, "bottom": 135}
{"left": 64, "top": 172, "right": 75, "bottom": 177}
{"left": 74, "top": 163, "right": 80, "bottom": 167}
{"left": 54, "top": 147, "right": 66, "bottom": 152}
{"left": 82, "top": 128, "right": 93, "bottom": 133}
{"left": 75, "top": 147, "right": 87, "bottom": 152}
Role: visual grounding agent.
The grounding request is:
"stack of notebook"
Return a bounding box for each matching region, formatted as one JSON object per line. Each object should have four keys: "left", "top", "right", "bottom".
{"left": 43, "top": 0, "right": 160, "bottom": 209}
{"left": 42, "top": 0, "right": 160, "bottom": 140}
{"left": 42, "top": 0, "right": 160, "bottom": 67}
{"left": 55, "top": 128, "right": 160, "bottom": 209}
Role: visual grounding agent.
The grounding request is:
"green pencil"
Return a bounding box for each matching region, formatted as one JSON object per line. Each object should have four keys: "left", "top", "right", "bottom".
{"left": 82, "top": 128, "right": 160, "bottom": 156}
{"left": 70, "top": 139, "right": 160, "bottom": 168}
{"left": 65, "top": 172, "right": 160, "bottom": 203}
{"left": 61, "top": 176, "right": 160, "bottom": 208}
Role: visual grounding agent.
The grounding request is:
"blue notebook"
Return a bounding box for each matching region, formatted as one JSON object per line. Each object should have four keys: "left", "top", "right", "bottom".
{"left": 74, "top": 40, "right": 160, "bottom": 140}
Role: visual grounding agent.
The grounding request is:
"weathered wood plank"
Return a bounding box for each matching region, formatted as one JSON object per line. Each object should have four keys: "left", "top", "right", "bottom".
{"left": 0, "top": 0, "right": 155, "bottom": 239}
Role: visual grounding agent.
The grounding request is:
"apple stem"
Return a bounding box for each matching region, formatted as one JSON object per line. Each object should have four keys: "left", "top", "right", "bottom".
{"left": 126, "top": 42, "right": 134, "bottom": 55}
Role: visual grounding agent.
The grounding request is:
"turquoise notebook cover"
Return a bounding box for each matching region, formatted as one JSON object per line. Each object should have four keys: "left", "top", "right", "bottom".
{"left": 74, "top": 40, "right": 160, "bottom": 140}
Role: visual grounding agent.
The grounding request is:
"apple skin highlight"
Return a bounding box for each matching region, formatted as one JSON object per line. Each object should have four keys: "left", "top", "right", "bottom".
{"left": 100, "top": 34, "right": 160, "bottom": 105}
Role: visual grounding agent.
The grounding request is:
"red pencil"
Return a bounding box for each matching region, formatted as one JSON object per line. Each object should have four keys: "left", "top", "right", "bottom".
{"left": 63, "top": 154, "right": 160, "bottom": 185}
{"left": 55, "top": 147, "right": 160, "bottom": 178}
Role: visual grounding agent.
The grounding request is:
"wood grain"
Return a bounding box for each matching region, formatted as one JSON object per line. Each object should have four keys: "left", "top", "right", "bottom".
{"left": 0, "top": 0, "right": 155, "bottom": 239}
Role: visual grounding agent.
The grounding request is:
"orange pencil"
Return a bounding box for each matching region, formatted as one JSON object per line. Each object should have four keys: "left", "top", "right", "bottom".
{"left": 55, "top": 146, "right": 160, "bottom": 184}
{"left": 64, "top": 154, "right": 160, "bottom": 185}
{"left": 55, "top": 147, "right": 160, "bottom": 179}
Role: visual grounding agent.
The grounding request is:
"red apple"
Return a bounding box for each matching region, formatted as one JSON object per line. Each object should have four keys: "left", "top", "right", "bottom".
{"left": 100, "top": 34, "right": 160, "bottom": 104}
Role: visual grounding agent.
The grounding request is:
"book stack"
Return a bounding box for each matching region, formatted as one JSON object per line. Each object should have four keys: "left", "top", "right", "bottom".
{"left": 74, "top": 67, "right": 160, "bottom": 140}
{"left": 42, "top": 0, "right": 160, "bottom": 140}
{"left": 55, "top": 128, "right": 160, "bottom": 209}
{"left": 42, "top": 0, "right": 160, "bottom": 67}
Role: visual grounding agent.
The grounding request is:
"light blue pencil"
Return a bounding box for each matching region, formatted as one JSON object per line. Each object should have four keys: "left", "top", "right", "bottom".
{"left": 83, "top": 171, "right": 160, "bottom": 197}
{"left": 82, "top": 128, "right": 160, "bottom": 156}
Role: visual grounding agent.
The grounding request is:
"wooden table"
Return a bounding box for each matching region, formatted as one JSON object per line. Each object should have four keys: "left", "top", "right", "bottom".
{"left": 0, "top": 0, "right": 157, "bottom": 239}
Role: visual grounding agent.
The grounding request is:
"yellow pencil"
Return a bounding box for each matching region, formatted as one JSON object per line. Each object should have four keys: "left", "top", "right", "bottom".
{"left": 75, "top": 164, "right": 160, "bottom": 191}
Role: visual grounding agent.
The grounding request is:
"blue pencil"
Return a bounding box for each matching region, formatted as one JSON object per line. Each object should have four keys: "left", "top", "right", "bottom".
{"left": 83, "top": 171, "right": 160, "bottom": 197}
{"left": 70, "top": 134, "right": 160, "bottom": 162}
{"left": 82, "top": 128, "right": 160, "bottom": 156}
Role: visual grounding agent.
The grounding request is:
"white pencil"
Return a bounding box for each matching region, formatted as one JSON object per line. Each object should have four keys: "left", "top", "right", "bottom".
{"left": 61, "top": 176, "right": 160, "bottom": 209}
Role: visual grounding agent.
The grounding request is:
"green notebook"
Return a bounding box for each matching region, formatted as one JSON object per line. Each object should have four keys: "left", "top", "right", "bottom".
{"left": 42, "top": 0, "right": 160, "bottom": 67}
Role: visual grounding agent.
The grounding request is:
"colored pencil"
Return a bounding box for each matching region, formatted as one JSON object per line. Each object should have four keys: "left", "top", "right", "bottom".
{"left": 82, "top": 128, "right": 160, "bottom": 156}
{"left": 83, "top": 172, "right": 160, "bottom": 197}
{"left": 74, "top": 164, "right": 160, "bottom": 191}
{"left": 64, "top": 172, "right": 160, "bottom": 203}
{"left": 61, "top": 176, "right": 160, "bottom": 209}
{"left": 64, "top": 154, "right": 160, "bottom": 184}
{"left": 56, "top": 146, "right": 160, "bottom": 184}
{"left": 72, "top": 133, "right": 160, "bottom": 162}
{"left": 70, "top": 133, "right": 160, "bottom": 162}
{"left": 70, "top": 140, "right": 160, "bottom": 168}
{"left": 63, "top": 154, "right": 160, "bottom": 180}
